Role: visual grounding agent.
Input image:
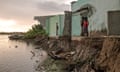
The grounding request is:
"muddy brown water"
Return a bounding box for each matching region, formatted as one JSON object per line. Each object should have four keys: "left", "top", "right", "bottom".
{"left": 0, "top": 35, "right": 47, "bottom": 72}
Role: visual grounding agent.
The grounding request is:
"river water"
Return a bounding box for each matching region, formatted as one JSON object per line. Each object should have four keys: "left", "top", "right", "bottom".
{"left": 0, "top": 35, "right": 47, "bottom": 72}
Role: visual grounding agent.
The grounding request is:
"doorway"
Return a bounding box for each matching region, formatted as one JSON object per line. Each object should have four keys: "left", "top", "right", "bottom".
{"left": 108, "top": 11, "right": 120, "bottom": 35}
{"left": 81, "top": 17, "right": 89, "bottom": 36}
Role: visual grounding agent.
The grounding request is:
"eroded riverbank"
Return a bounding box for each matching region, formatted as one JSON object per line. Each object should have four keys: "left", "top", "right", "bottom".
{"left": 31, "top": 36, "right": 120, "bottom": 72}
{"left": 8, "top": 35, "right": 120, "bottom": 72}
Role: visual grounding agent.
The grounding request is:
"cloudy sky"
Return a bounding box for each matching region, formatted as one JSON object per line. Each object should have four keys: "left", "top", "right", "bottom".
{"left": 0, "top": 0, "right": 76, "bottom": 32}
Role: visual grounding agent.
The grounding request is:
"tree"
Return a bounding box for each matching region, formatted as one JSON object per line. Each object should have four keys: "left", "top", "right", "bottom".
{"left": 24, "top": 24, "right": 47, "bottom": 39}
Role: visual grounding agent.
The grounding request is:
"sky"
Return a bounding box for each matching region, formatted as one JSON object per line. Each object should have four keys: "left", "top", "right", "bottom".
{"left": 0, "top": 0, "right": 76, "bottom": 32}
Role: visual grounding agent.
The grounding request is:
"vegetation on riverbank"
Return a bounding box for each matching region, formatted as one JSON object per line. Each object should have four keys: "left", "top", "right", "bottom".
{"left": 24, "top": 24, "right": 47, "bottom": 39}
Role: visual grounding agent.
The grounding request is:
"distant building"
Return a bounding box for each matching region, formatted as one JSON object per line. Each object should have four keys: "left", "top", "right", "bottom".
{"left": 71, "top": 0, "right": 120, "bottom": 36}
{"left": 34, "top": 15, "right": 64, "bottom": 37}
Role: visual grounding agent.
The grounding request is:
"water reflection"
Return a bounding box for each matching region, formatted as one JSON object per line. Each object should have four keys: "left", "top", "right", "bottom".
{"left": 0, "top": 35, "right": 47, "bottom": 72}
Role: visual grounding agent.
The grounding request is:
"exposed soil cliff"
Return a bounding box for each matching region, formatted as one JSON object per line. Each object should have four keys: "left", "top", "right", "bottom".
{"left": 34, "top": 36, "right": 120, "bottom": 72}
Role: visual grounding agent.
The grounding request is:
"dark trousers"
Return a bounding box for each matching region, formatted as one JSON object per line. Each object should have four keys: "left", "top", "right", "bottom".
{"left": 83, "top": 27, "right": 88, "bottom": 36}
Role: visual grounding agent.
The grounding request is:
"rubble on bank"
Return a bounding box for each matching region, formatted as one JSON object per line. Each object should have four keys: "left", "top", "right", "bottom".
{"left": 31, "top": 36, "right": 120, "bottom": 72}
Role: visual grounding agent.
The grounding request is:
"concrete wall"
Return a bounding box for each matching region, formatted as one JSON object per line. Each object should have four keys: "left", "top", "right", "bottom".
{"left": 49, "top": 16, "right": 59, "bottom": 36}
{"left": 72, "top": 13, "right": 81, "bottom": 36}
{"left": 46, "top": 17, "right": 50, "bottom": 35}
{"left": 35, "top": 15, "right": 64, "bottom": 37}
{"left": 59, "top": 15, "right": 65, "bottom": 36}
{"left": 46, "top": 15, "right": 64, "bottom": 37}
{"left": 71, "top": 0, "right": 120, "bottom": 36}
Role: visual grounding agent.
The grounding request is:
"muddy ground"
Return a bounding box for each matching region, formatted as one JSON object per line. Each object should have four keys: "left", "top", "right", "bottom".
{"left": 25, "top": 36, "right": 120, "bottom": 72}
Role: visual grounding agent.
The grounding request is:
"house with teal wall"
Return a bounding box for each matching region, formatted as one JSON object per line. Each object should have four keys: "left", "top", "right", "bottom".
{"left": 71, "top": 0, "right": 120, "bottom": 36}
{"left": 34, "top": 15, "right": 64, "bottom": 37}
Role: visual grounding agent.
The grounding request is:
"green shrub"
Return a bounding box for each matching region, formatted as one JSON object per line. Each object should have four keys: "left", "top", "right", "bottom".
{"left": 24, "top": 24, "right": 47, "bottom": 39}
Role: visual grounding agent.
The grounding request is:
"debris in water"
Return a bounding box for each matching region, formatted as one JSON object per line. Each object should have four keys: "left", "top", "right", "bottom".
{"left": 15, "top": 45, "right": 18, "bottom": 48}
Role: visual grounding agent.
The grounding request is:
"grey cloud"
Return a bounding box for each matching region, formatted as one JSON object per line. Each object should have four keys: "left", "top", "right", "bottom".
{"left": 37, "top": 1, "right": 70, "bottom": 12}
{"left": 0, "top": 0, "right": 73, "bottom": 27}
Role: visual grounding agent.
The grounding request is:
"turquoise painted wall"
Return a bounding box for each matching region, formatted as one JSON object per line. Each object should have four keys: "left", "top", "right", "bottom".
{"left": 72, "top": 13, "right": 81, "bottom": 36}
{"left": 72, "top": 0, "right": 120, "bottom": 36}
{"left": 59, "top": 15, "right": 65, "bottom": 36}
{"left": 45, "top": 15, "right": 64, "bottom": 37}
{"left": 49, "top": 16, "right": 59, "bottom": 36}
{"left": 45, "top": 17, "right": 50, "bottom": 35}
